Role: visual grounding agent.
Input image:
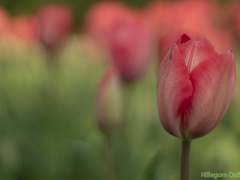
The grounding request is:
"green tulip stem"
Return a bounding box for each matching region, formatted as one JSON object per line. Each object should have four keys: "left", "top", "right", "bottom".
{"left": 180, "top": 140, "right": 191, "bottom": 180}
{"left": 105, "top": 135, "right": 115, "bottom": 180}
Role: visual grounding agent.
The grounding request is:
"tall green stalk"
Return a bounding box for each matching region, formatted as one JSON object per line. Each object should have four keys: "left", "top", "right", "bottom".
{"left": 105, "top": 135, "right": 115, "bottom": 180}
{"left": 180, "top": 140, "right": 191, "bottom": 180}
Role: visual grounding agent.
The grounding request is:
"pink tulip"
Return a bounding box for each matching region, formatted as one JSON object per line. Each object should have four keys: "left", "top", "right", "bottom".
{"left": 106, "top": 12, "right": 152, "bottom": 82}
{"left": 226, "top": 1, "right": 240, "bottom": 45}
{"left": 85, "top": 2, "right": 152, "bottom": 82}
{"left": 85, "top": 2, "right": 129, "bottom": 46}
{"left": 10, "top": 16, "right": 40, "bottom": 44}
{"left": 157, "top": 34, "right": 236, "bottom": 139}
{"left": 36, "top": 4, "right": 73, "bottom": 51}
{"left": 0, "top": 6, "right": 10, "bottom": 35}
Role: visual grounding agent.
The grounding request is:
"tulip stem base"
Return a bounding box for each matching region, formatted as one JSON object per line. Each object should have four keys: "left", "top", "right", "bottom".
{"left": 180, "top": 140, "right": 191, "bottom": 180}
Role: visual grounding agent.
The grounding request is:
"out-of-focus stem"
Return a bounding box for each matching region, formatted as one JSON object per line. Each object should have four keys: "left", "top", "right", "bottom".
{"left": 180, "top": 140, "right": 191, "bottom": 180}
{"left": 105, "top": 135, "right": 115, "bottom": 180}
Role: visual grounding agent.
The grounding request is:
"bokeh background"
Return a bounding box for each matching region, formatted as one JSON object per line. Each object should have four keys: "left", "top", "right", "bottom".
{"left": 0, "top": 0, "right": 240, "bottom": 179}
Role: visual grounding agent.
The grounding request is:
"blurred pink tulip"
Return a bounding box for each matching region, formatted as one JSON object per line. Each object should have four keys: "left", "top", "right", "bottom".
{"left": 144, "top": 1, "right": 214, "bottom": 37}
{"left": 95, "top": 66, "right": 123, "bottom": 132}
{"left": 10, "top": 16, "right": 39, "bottom": 43}
{"left": 157, "top": 34, "right": 236, "bottom": 140}
{"left": 85, "top": 2, "right": 129, "bottom": 46}
{"left": 36, "top": 4, "right": 73, "bottom": 51}
{"left": 106, "top": 12, "right": 152, "bottom": 82}
{"left": 0, "top": 6, "right": 10, "bottom": 35}
{"left": 85, "top": 2, "right": 152, "bottom": 82}
{"left": 226, "top": 1, "right": 240, "bottom": 44}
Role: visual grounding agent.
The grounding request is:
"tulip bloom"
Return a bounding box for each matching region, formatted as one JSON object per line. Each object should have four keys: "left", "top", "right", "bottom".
{"left": 157, "top": 34, "right": 236, "bottom": 140}
{"left": 0, "top": 7, "right": 10, "bottom": 35}
{"left": 106, "top": 13, "right": 152, "bottom": 82}
{"left": 85, "top": 2, "right": 129, "bottom": 45}
{"left": 11, "top": 16, "right": 40, "bottom": 44}
{"left": 36, "top": 4, "right": 73, "bottom": 51}
{"left": 85, "top": 2, "right": 152, "bottom": 82}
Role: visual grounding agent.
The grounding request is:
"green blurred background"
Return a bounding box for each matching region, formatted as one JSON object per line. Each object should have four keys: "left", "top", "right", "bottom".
{"left": 0, "top": 0, "right": 240, "bottom": 180}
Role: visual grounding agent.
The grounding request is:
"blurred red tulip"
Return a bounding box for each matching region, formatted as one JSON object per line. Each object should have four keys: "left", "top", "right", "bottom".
{"left": 36, "top": 4, "right": 73, "bottom": 51}
{"left": 228, "top": 2, "right": 240, "bottom": 29}
{"left": 226, "top": 1, "right": 240, "bottom": 44}
{"left": 0, "top": 6, "right": 10, "bottom": 35}
{"left": 106, "top": 12, "right": 152, "bottom": 82}
{"left": 10, "top": 16, "right": 39, "bottom": 44}
{"left": 157, "top": 34, "right": 236, "bottom": 140}
{"left": 144, "top": 1, "right": 214, "bottom": 36}
{"left": 85, "top": 2, "right": 129, "bottom": 46}
{"left": 95, "top": 66, "right": 123, "bottom": 132}
{"left": 86, "top": 2, "right": 152, "bottom": 82}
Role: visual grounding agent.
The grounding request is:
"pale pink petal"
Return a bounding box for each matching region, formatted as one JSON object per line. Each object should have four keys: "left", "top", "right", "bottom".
{"left": 177, "top": 35, "right": 218, "bottom": 72}
{"left": 184, "top": 50, "right": 236, "bottom": 139}
{"left": 157, "top": 44, "right": 193, "bottom": 138}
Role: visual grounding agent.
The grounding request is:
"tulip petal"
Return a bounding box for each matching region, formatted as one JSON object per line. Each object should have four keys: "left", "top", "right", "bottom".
{"left": 176, "top": 34, "right": 191, "bottom": 44}
{"left": 177, "top": 35, "right": 218, "bottom": 72}
{"left": 157, "top": 44, "right": 193, "bottom": 138}
{"left": 184, "top": 50, "right": 236, "bottom": 139}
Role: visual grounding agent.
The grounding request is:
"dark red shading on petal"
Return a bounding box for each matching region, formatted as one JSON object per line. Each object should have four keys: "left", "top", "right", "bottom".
{"left": 157, "top": 44, "right": 193, "bottom": 138}
{"left": 176, "top": 34, "right": 191, "bottom": 44}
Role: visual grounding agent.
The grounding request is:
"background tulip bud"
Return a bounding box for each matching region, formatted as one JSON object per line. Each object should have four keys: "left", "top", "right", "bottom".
{"left": 36, "top": 4, "right": 73, "bottom": 51}
{"left": 95, "top": 66, "right": 123, "bottom": 133}
{"left": 157, "top": 34, "right": 236, "bottom": 140}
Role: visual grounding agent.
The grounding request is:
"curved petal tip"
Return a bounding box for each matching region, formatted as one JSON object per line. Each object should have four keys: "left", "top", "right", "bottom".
{"left": 176, "top": 34, "right": 191, "bottom": 44}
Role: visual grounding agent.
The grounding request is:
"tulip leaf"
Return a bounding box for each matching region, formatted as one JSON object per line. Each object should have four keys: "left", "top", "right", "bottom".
{"left": 143, "top": 150, "right": 161, "bottom": 180}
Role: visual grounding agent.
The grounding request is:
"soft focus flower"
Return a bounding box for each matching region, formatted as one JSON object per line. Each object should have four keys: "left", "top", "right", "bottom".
{"left": 226, "top": 1, "right": 240, "bottom": 45}
{"left": 0, "top": 6, "right": 10, "bottom": 35}
{"left": 36, "top": 4, "right": 73, "bottom": 51}
{"left": 227, "top": 2, "right": 240, "bottom": 27}
{"left": 157, "top": 34, "right": 236, "bottom": 140}
{"left": 85, "top": 2, "right": 152, "bottom": 82}
{"left": 95, "top": 66, "right": 123, "bottom": 133}
{"left": 144, "top": 0, "right": 215, "bottom": 38}
{"left": 85, "top": 2, "right": 129, "bottom": 46}
{"left": 10, "top": 15, "right": 39, "bottom": 44}
{"left": 106, "top": 12, "right": 152, "bottom": 82}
